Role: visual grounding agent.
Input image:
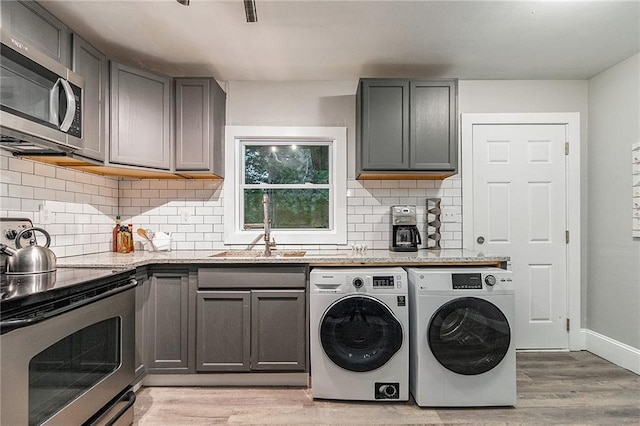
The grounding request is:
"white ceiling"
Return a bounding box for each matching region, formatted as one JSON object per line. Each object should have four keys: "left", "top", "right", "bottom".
{"left": 41, "top": 0, "right": 640, "bottom": 81}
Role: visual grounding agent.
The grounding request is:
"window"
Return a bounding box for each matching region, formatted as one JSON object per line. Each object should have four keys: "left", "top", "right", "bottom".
{"left": 224, "top": 126, "right": 347, "bottom": 245}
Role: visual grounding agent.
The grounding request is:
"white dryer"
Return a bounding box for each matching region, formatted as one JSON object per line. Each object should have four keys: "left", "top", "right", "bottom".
{"left": 406, "top": 267, "right": 516, "bottom": 407}
{"left": 310, "top": 267, "right": 409, "bottom": 401}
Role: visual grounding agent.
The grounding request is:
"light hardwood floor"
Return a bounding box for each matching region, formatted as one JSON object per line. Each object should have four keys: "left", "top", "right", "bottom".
{"left": 133, "top": 351, "right": 640, "bottom": 425}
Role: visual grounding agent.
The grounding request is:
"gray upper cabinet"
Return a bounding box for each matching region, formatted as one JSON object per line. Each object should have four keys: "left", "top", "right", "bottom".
{"left": 146, "top": 270, "right": 190, "bottom": 372}
{"left": 175, "top": 78, "right": 225, "bottom": 177}
{"left": 1, "top": 0, "right": 70, "bottom": 66}
{"left": 110, "top": 62, "right": 172, "bottom": 170}
{"left": 356, "top": 78, "right": 458, "bottom": 179}
{"left": 71, "top": 35, "right": 108, "bottom": 160}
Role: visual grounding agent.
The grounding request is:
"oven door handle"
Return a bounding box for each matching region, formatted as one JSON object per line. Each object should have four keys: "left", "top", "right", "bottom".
{"left": 0, "top": 279, "right": 137, "bottom": 333}
{"left": 85, "top": 389, "right": 136, "bottom": 426}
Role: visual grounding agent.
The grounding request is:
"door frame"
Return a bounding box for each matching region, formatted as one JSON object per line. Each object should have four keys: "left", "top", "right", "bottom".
{"left": 461, "top": 113, "right": 583, "bottom": 351}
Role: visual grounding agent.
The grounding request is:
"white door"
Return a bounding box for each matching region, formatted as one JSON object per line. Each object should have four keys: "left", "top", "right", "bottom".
{"left": 470, "top": 123, "right": 569, "bottom": 350}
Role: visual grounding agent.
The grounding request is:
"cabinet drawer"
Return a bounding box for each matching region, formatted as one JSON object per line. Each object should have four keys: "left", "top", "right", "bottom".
{"left": 198, "top": 266, "right": 306, "bottom": 289}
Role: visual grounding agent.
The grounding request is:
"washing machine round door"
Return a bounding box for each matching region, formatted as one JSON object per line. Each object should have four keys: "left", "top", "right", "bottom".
{"left": 320, "top": 295, "right": 403, "bottom": 372}
{"left": 428, "top": 297, "right": 510, "bottom": 375}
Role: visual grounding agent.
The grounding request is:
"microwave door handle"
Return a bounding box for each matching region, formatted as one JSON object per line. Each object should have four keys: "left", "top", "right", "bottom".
{"left": 49, "top": 78, "right": 62, "bottom": 126}
{"left": 416, "top": 228, "right": 422, "bottom": 245}
{"left": 58, "top": 78, "right": 76, "bottom": 132}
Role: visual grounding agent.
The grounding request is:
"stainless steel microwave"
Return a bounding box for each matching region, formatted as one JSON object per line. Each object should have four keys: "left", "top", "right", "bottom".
{"left": 0, "top": 29, "right": 83, "bottom": 155}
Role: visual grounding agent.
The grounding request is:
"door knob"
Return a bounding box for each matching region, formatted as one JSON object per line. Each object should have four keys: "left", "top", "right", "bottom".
{"left": 476, "top": 236, "right": 485, "bottom": 244}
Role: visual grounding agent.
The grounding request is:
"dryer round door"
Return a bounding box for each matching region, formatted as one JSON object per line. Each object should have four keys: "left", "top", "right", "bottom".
{"left": 428, "top": 297, "right": 511, "bottom": 375}
{"left": 320, "top": 295, "right": 403, "bottom": 372}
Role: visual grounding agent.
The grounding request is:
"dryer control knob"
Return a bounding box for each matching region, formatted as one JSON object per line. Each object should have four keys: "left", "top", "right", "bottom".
{"left": 485, "top": 275, "right": 497, "bottom": 286}
{"left": 352, "top": 277, "right": 364, "bottom": 288}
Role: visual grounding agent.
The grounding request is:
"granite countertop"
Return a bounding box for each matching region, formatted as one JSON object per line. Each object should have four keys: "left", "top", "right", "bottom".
{"left": 56, "top": 249, "right": 509, "bottom": 269}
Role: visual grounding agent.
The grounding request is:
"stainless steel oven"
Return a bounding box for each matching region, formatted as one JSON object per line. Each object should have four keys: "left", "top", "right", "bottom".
{"left": 1, "top": 269, "right": 137, "bottom": 426}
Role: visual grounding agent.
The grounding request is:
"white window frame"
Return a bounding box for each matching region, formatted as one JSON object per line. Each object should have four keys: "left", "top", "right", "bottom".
{"left": 224, "top": 126, "right": 347, "bottom": 245}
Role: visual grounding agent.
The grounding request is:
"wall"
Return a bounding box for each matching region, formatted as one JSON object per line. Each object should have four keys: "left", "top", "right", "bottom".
{"left": 587, "top": 53, "right": 640, "bottom": 352}
{"left": 0, "top": 151, "right": 118, "bottom": 257}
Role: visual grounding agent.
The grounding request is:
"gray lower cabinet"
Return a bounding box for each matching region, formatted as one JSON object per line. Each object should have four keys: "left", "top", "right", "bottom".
{"left": 146, "top": 270, "right": 190, "bottom": 372}
{"left": 250, "top": 290, "right": 306, "bottom": 371}
{"left": 196, "top": 289, "right": 306, "bottom": 372}
{"left": 1, "top": 0, "right": 70, "bottom": 66}
{"left": 175, "top": 78, "right": 225, "bottom": 177}
{"left": 356, "top": 78, "right": 458, "bottom": 179}
{"left": 196, "top": 291, "right": 250, "bottom": 371}
{"left": 110, "top": 62, "right": 172, "bottom": 170}
{"left": 196, "top": 266, "right": 307, "bottom": 373}
{"left": 71, "top": 34, "right": 108, "bottom": 160}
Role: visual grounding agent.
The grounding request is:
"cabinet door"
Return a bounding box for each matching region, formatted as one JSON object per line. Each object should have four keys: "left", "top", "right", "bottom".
{"left": 358, "top": 79, "right": 410, "bottom": 171}
{"left": 196, "top": 291, "right": 251, "bottom": 372}
{"left": 147, "top": 271, "right": 189, "bottom": 371}
{"left": 175, "top": 79, "right": 210, "bottom": 171}
{"left": 71, "top": 35, "right": 107, "bottom": 160}
{"left": 110, "top": 62, "right": 171, "bottom": 169}
{"left": 251, "top": 290, "right": 306, "bottom": 371}
{"left": 410, "top": 80, "right": 457, "bottom": 171}
{"left": 1, "top": 0, "right": 70, "bottom": 66}
{"left": 175, "top": 78, "right": 225, "bottom": 175}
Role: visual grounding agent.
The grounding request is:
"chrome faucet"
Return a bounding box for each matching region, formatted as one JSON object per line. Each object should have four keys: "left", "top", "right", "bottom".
{"left": 262, "top": 193, "right": 276, "bottom": 256}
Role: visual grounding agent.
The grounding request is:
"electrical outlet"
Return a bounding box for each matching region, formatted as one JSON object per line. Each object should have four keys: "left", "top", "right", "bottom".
{"left": 39, "top": 204, "right": 52, "bottom": 224}
{"left": 440, "top": 206, "right": 459, "bottom": 223}
{"left": 179, "top": 208, "right": 191, "bottom": 223}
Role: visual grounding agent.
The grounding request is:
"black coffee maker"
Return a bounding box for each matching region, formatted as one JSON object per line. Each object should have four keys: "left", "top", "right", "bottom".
{"left": 390, "top": 205, "right": 421, "bottom": 252}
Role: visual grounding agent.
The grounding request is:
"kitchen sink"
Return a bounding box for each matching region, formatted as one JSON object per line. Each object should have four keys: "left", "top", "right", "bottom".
{"left": 211, "top": 250, "right": 306, "bottom": 258}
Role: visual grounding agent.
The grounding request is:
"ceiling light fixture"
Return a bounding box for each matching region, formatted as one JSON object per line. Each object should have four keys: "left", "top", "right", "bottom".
{"left": 244, "top": 0, "right": 258, "bottom": 23}
{"left": 177, "top": 0, "right": 190, "bottom": 6}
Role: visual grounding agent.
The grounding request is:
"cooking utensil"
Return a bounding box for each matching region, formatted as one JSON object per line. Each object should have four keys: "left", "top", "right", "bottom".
{"left": 0, "top": 227, "right": 57, "bottom": 274}
{"left": 137, "top": 228, "right": 158, "bottom": 251}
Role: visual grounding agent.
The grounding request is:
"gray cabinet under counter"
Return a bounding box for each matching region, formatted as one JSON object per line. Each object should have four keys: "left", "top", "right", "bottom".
{"left": 196, "top": 266, "right": 307, "bottom": 373}
{"left": 146, "top": 269, "right": 191, "bottom": 373}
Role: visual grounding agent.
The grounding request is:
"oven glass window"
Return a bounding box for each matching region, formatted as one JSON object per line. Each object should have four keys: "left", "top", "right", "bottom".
{"left": 28, "top": 317, "right": 120, "bottom": 425}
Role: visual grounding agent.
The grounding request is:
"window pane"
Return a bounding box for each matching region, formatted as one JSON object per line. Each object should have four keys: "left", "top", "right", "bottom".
{"left": 244, "top": 144, "right": 329, "bottom": 184}
{"left": 244, "top": 189, "right": 329, "bottom": 229}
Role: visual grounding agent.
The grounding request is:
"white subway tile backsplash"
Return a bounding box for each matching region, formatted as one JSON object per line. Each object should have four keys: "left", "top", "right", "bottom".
{"left": 1, "top": 150, "right": 463, "bottom": 255}
{"left": 33, "top": 163, "right": 54, "bottom": 178}
{"left": 9, "top": 158, "right": 34, "bottom": 174}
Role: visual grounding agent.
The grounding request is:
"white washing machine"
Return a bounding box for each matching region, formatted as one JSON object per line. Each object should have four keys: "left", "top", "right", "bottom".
{"left": 310, "top": 267, "right": 409, "bottom": 401}
{"left": 406, "top": 267, "right": 516, "bottom": 407}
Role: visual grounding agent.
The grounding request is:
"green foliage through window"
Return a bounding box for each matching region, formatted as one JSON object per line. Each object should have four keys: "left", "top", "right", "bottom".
{"left": 243, "top": 142, "right": 331, "bottom": 229}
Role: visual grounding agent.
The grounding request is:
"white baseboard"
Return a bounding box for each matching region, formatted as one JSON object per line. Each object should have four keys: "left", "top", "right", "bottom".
{"left": 584, "top": 329, "right": 640, "bottom": 375}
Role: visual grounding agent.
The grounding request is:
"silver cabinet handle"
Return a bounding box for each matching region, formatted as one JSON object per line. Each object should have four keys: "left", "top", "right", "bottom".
{"left": 477, "top": 236, "right": 485, "bottom": 244}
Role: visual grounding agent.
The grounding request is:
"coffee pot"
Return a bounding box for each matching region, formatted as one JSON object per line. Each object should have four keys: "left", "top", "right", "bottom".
{"left": 390, "top": 206, "right": 421, "bottom": 252}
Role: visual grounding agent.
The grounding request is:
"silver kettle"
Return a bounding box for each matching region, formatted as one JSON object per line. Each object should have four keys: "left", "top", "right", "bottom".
{"left": 0, "top": 227, "right": 57, "bottom": 274}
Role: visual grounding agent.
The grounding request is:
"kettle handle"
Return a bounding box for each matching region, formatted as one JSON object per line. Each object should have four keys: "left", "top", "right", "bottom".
{"left": 15, "top": 227, "right": 52, "bottom": 249}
